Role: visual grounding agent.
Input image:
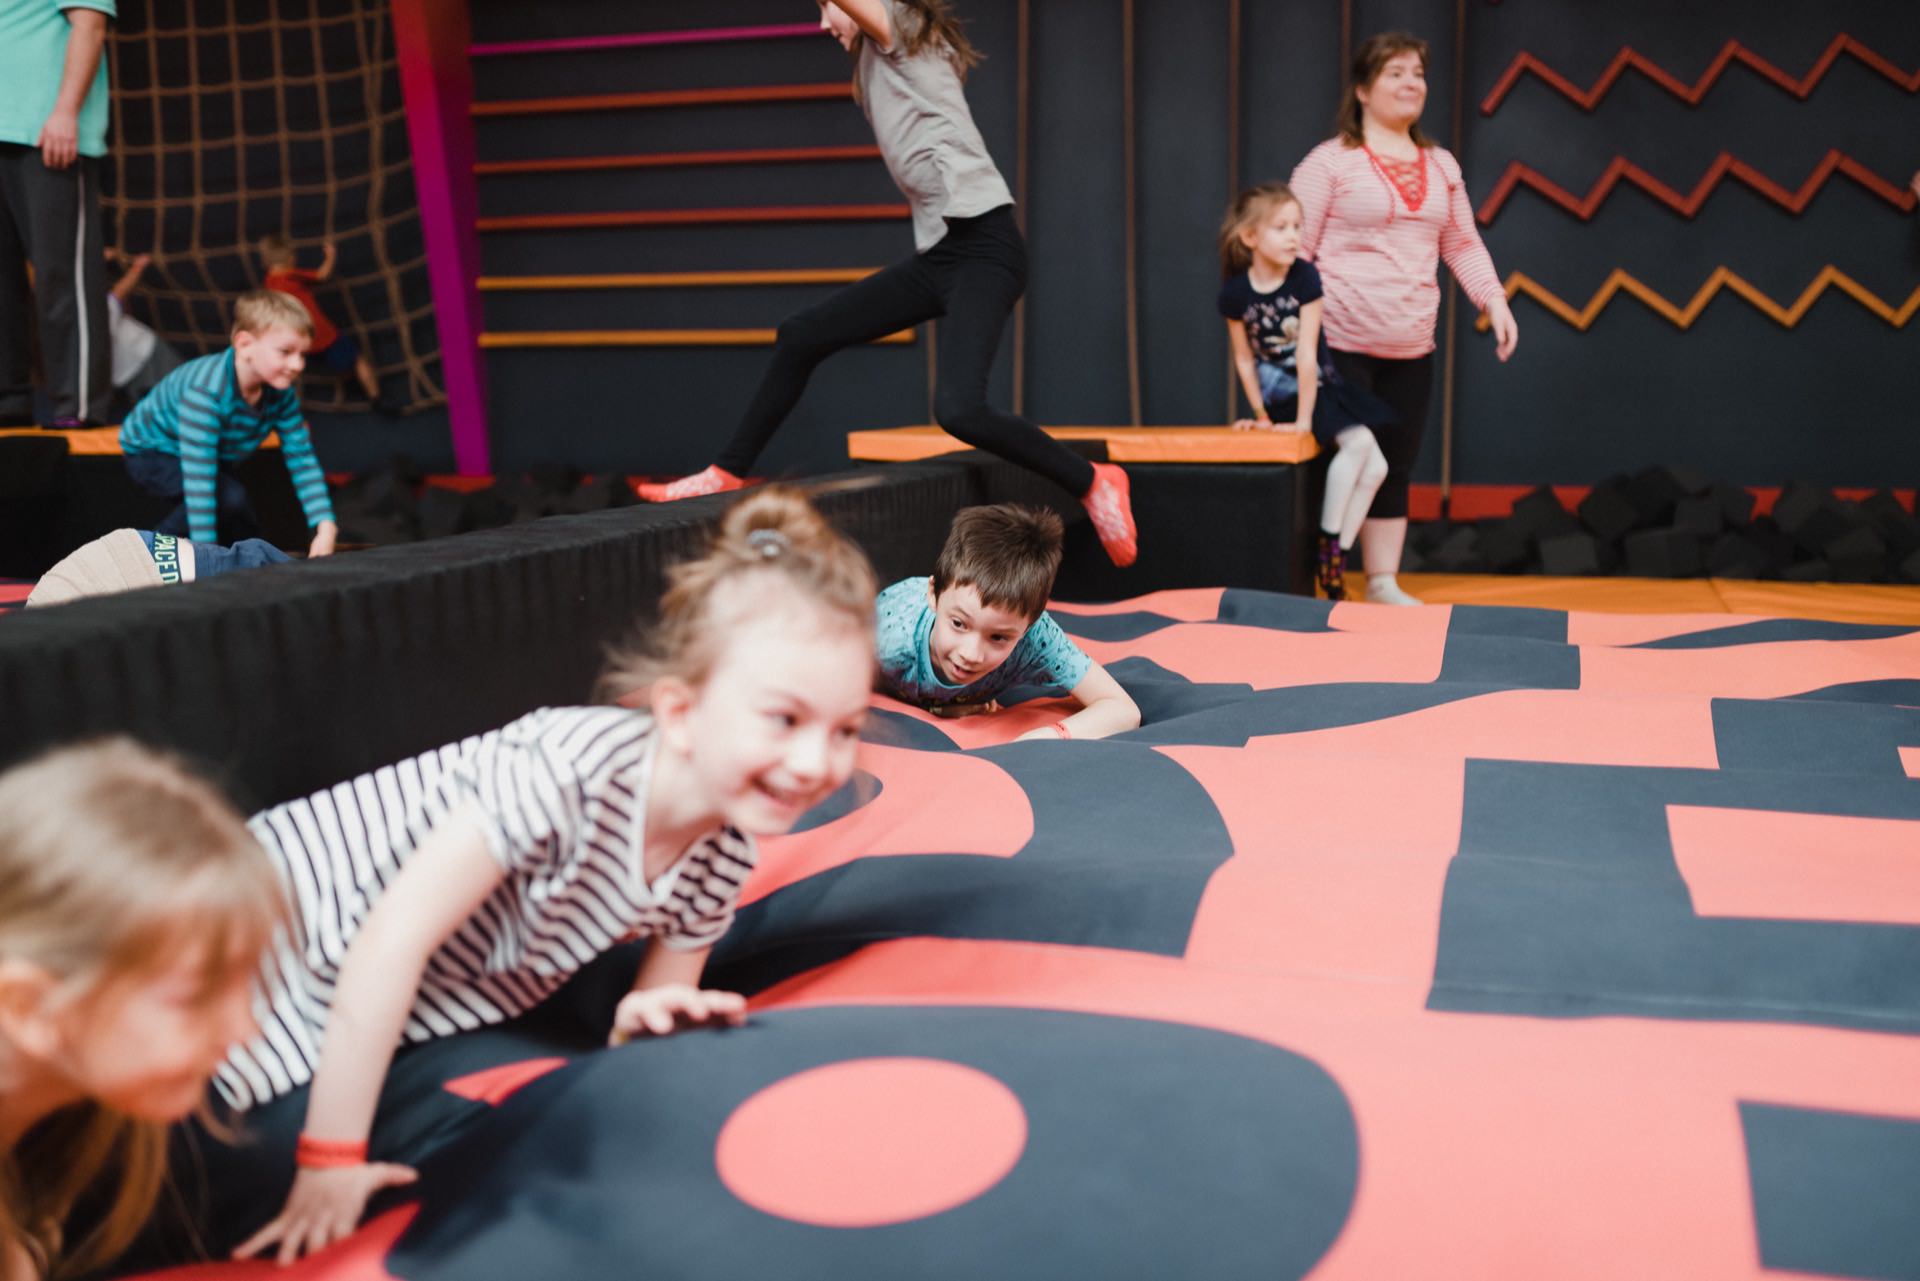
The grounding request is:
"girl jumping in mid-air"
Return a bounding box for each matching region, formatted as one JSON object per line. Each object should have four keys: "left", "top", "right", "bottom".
{"left": 228, "top": 486, "right": 879, "bottom": 1263}
{"left": 639, "top": 0, "right": 1139, "bottom": 569}
{"left": 0, "top": 740, "right": 283, "bottom": 1281}
{"left": 1220, "top": 183, "right": 1396, "bottom": 600}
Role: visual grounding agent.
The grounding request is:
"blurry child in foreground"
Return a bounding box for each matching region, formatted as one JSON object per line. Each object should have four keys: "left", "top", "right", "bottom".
{"left": 0, "top": 740, "right": 282, "bottom": 1281}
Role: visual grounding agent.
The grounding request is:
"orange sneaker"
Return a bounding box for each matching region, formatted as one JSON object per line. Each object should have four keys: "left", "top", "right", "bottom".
{"left": 1082, "top": 462, "right": 1138, "bottom": 567}
{"left": 633, "top": 465, "right": 745, "bottom": 503}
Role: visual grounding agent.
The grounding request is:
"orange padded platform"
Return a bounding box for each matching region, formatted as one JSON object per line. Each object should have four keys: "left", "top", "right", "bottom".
{"left": 846, "top": 424, "right": 1320, "bottom": 465}
{"left": 0, "top": 426, "right": 282, "bottom": 456}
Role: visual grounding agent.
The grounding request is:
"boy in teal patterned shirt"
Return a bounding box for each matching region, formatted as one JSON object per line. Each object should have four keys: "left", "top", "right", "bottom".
{"left": 874, "top": 504, "right": 1140, "bottom": 740}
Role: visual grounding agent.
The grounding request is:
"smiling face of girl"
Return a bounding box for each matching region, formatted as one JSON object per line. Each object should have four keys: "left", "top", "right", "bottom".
{"left": 658, "top": 586, "right": 873, "bottom": 837}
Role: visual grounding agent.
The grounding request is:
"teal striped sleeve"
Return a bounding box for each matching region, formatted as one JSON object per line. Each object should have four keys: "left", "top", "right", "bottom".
{"left": 176, "top": 388, "right": 225, "bottom": 543}
{"left": 272, "top": 398, "right": 336, "bottom": 528}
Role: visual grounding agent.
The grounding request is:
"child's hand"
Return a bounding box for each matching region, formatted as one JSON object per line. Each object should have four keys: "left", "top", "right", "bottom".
{"left": 930, "top": 699, "right": 1000, "bottom": 719}
{"left": 1013, "top": 725, "right": 1067, "bottom": 742}
{"left": 1272, "top": 419, "right": 1310, "bottom": 434}
{"left": 609, "top": 984, "right": 746, "bottom": 1044}
{"left": 1230, "top": 417, "right": 1270, "bottom": 432}
{"left": 233, "top": 1163, "right": 418, "bottom": 1265}
{"left": 308, "top": 521, "right": 338, "bottom": 558}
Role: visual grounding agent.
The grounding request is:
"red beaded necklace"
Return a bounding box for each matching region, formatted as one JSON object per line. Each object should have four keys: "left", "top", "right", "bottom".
{"left": 1363, "top": 145, "right": 1429, "bottom": 213}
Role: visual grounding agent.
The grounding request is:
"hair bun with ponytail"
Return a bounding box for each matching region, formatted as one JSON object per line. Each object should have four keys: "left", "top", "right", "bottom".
{"left": 598, "top": 486, "right": 878, "bottom": 703}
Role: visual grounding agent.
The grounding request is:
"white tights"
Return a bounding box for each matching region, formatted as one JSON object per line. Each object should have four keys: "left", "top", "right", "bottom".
{"left": 1319, "top": 426, "right": 1390, "bottom": 549}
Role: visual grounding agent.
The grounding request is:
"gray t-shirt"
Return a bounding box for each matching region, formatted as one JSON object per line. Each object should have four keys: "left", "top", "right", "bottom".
{"left": 857, "top": 0, "right": 1015, "bottom": 252}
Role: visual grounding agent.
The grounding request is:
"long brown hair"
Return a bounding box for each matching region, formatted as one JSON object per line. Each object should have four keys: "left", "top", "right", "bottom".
{"left": 843, "top": 0, "right": 982, "bottom": 83}
{"left": 1219, "top": 183, "right": 1299, "bottom": 279}
{"left": 0, "top": 740, "right": 284, "bottom": 1280}
{"left": 597, "top": 486, "right": 878, "bottom": 704}
{"left": 1334, "top": 31, "right": 1433, "bottom": 148}
{"left": 933, "top": 504, "right": 1064, "bottom": 622}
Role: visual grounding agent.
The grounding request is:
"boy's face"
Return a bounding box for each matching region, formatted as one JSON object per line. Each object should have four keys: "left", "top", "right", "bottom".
{"left": 927, "top": 582, "right": 1033, "bottom": 686}
{"left": 233, "top": 324, "right": 309, "bottom": 390}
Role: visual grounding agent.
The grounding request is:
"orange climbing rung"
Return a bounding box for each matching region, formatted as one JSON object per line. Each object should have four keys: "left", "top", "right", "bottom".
{"left": 479, "top": 328, "right": 916, "bottom": 348}
{"left": 478, "top": 268, "right": 881, "bottom": 291}
{"left": 477, "top": 204, "right": 908, "bottom": 232}
{"left": 471, "top": 82, "right": 852, "bottom": 118}
{"left": 475, "top": 144, "right": 882, "bottom": 177}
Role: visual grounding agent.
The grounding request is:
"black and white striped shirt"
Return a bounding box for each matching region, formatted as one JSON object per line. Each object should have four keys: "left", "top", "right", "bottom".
{"left": 215, "top": 706, "right": 756, "bottom": 1110}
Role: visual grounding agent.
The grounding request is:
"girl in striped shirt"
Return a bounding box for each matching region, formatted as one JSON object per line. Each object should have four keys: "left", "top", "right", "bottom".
{"left": 230, "top": 487, "right": 878, "bottom": 1264}
{"left": 1290, "top": 31, "right": 1519, "bottom": 605}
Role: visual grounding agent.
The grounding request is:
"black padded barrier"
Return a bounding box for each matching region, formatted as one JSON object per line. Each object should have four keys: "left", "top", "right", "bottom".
{"left": 0, "top": 461, "right": 972, "bottom": 811}
{"left": 0, "top": 453, "right": 1310, "bottom": 810}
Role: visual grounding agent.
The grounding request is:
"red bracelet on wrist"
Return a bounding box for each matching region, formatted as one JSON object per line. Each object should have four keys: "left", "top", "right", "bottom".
{"left": 1051, "top": 721, "right": 1072, "bottom": 740}
{"left": 295, "top": 1134, "right": 370, "bottom": 1169}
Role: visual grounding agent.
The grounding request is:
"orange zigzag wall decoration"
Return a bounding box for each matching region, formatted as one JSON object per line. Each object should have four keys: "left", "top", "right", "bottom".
{"left": 1477, "top": 150, "right": 1919, "bottom": 223}
{"left": 1481, "top": 35, "right": 1920, "bottom": 114}
{"left": 1473, "top": 267, "right": 1920, "bottom": 332}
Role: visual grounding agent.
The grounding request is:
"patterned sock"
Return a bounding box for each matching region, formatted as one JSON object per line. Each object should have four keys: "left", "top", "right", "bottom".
{"left": 634, "top": 465, "right": 745, "bottom": 503}
{"left": 1315, "top": 531, "right": 1347, "bottom": 600}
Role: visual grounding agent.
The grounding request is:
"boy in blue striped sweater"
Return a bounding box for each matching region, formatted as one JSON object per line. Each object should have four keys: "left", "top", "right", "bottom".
{"left": 119, "top": 289, "right": 338, "bottom": 556}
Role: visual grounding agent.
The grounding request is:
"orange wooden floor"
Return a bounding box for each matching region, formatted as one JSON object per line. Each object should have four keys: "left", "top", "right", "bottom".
{"left": 1391, "top": 573, "right": 1920, "bottom": 625}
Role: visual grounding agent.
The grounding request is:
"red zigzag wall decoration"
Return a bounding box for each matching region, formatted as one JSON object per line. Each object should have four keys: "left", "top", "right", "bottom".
{"left": 1481, "top": 35, "right": 1920, "bottom": 114}
{"left": 1477, "top": 150, "right": 1920, "bottom": 223}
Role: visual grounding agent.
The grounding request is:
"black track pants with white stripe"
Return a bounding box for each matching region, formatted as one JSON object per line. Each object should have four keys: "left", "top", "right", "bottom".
{"left": 0, "top": 143, "right": 111, "bottom": 423}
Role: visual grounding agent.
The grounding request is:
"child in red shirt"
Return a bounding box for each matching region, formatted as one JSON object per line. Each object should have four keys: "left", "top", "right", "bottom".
{"left": 258, "top": 234, "right": 395, "bottom": 414}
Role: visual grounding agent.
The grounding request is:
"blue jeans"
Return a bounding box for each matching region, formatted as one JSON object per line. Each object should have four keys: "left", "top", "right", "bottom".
{"left": 194, "top": 537, "right": 290, "bottom": 576}
{"left": 124, "top": 450, "right": 258, "bottom": 540}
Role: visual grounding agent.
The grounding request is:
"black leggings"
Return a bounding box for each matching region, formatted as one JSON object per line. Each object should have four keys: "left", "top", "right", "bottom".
{"left": 715, "top": 205, "right": 1095, "bottom": 497}
{"left": 1328, "top": 350, "right": 1433, "bottom": 521}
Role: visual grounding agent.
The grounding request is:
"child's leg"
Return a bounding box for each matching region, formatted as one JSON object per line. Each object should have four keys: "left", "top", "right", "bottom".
{"left": 934, "top": 258, "right": 1094, "bottom": 496}
{"left": 1314, "top": 427, "right": 1388, "bottom": 601}
{"left": 712, "top": 258, "right": 941, "bottom": 477}
{"left": 124, "top": 450, "right": 191, "bottom": 535}
{"left": 936, "top": 256, "right": 1137, "bottom": 566}
{"left": 1323, "top": 426, "right": 1390, "bottom": 549}
{"left": 216, "top": 466, "right": 259, "bottom": 540}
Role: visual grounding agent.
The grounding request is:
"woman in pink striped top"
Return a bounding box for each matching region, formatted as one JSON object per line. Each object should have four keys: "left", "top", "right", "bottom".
{"left": 1291, "top": 32, "right": 1519, "bottom": 605}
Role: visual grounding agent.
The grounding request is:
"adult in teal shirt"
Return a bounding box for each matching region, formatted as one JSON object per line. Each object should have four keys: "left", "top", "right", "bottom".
{"left": 0, "top": 0, "right": 115, "bottom": 428}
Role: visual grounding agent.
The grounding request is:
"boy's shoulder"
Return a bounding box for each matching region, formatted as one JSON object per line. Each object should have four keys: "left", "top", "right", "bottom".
{"left": 147, "top": 349, "right": 229, "bottom": 402}
{"left": 877, "top": 575, "right": 932, "bottom": 613}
